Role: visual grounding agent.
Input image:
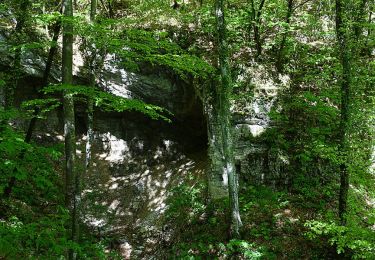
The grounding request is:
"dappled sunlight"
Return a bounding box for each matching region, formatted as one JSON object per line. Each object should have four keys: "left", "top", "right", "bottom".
{"left": 71, "top": 112, "right": 208, "bottom": 257}
{"left": 274, "top": 209, "right": 300, "bottom": 229}
{"left": 101, "top": 53, "right": 134, "bottom": 98}
{"left": 101, "top": 132, "right": 129, "bottom": 163}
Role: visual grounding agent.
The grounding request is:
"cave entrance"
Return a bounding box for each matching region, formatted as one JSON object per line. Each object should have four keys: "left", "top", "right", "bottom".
{"left": 81, "top": 70, "right": 209, "bottom": 258}
{"left": 168, "top": 94, "right": 208, "bottom": 154}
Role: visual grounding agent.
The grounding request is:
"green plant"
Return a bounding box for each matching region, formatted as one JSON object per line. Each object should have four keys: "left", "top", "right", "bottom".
{"left": 305, "top": 220, "right": 375, "bottom": 259}
{"left": 165, "top": 178, "right": 206, "bottom": 225}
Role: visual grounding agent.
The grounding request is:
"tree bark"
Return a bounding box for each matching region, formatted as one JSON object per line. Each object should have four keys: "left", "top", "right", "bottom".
{"left": 84, "top": 0, "right": 97, "bottom": 180}
{"left": 62, "top": 0, "right": 79, "bottom": 258}
{"left": 1, "top": 0, "right": 31, "bottom": 199}
{"left": 276, "top": 0, "right": 293, "bottom": 73}
{"left": 25, "top": 22, "right": 61, "bottom": 143}
{"left": 353, "top": 0, "right": 371, "bottom": 56}
{"left": 4, "top": 0, "right": 31, "bottom": 110}
{"left": 214, "top": 0, "right": 242, "bottom": 238}
{"left": 107, "top": 0, "right": 114, "bottom": 18}
{"left": 206, "top": 90, "right": 228, "bottom": 200}
{"left": 90, "top": 0, "right": 97, "bottom": 22}
{"left": 335, "top": 0, "right": 351, "bottom": 226}
{"left": 250, "top": 0, "right": 266, "bottom": 59}
{"left": 354, "top": 0, "right": 368, "bottom": 39}
{"left": 85, "top": 97, "right": 94, "bottom": 172}
{"left": 2, "top": 21, "right": 61, "bottom": 199}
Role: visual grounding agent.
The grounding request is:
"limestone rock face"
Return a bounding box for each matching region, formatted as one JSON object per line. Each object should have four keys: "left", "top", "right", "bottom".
{"left": 0, "top": 35, "right": 208, "bottom": 258}
{"left": 231, "top": 65, "right": 290, "bottom": 187}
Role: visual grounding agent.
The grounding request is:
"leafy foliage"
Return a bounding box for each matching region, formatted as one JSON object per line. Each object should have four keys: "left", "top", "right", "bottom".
{"left": 305, "top": 220, "right": 375, "bottom": 259}
{"left": 42, "top": 84, "right": 172, "bottom": 122}
{"left": 21, "top": 98, "right": 61, "bottom": 119}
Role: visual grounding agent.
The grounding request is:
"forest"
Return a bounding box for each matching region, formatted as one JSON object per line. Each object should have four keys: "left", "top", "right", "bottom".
{"left": 0, "top": 0, "right": 374, "bottom": 259}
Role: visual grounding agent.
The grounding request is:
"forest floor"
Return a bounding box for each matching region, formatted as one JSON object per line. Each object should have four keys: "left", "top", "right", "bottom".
{"left": 166, "top": 182, "right": 345, "bottom": 259}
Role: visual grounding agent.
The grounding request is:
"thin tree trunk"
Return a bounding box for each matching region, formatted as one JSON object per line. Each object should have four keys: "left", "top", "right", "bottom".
{"left": 0, "top": 0, "right": 29, "bottom": 135}
{"left": 354, "top": 0, "right": 371, "bottom": 56}
{"left": 4, "top": 0, "right": 31, "bottom": 110}
{"left": 62, "top": 0, "right": 79, "bottom": 258}
{"left": 215, "top": 0, "right": 242, "bottom": 238}
{"left": 354, "top": 0, "right": 368, "bottom": 39}
{"left": 108, "top": 0, "right": 114, "bottom": 18}
{"left": 276, "top": 0, "right": 293, "bottom": 73}
{"left": 250, "top": 0, "right": 266, "bottom": 59}
{"left": 367, "top": 11, "right": 372, "bottom": 38}
{"left": 25, "top": 22, "right": 61, "bottom": 143}
{"left": 90, "top": 0, "right": 97, "bottom": 21}
{"left": 85, "top": 0, "right": 97, "bottom": 181}
{"left": 85, "top": 97, "right": 94, "bottom": 172}
{"left": 2, "top": 22, "right": 61, "bottom": 199}
{"left": 1, "top": 0, "right": 31, "bottom": 199}
{"left": 336, "top": 0, "right": 351, "bottom": 226}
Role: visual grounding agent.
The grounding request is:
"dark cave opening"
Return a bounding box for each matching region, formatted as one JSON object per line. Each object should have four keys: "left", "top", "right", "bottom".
{"left": 86, "top": 93, "right": 208, "bottom": 158}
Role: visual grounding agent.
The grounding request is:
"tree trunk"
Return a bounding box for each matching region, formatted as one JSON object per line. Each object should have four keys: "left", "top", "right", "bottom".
{"left": 276, "top": 0, "right": 293, "bottom": 73}
{"left": 206, "top": 88, "right": 228, "bottom": 199}
{"left": 25, "top": 22, "right": 61, "bottom": 143}
{"left": 2, "top": 21, "right": 61, "bottom": 199}
{"left": 214, "top": 0, "right": 242, "bottom": 238}
{"left": 85, "top": 0, "right": 97, "bottom": 176}
{"left": 335, "top": 0, "right": 351, "bottom": 226}
{"left": 4, "top": 0, "right": 31, "bottom": 110}
{"left": 90, "top": 0, "right": 97, "bottom": 22}
{"left": 354, "top": 0, "right": 368, "bottom": 39}
{"left": 1, "top": 0, "right": 31, "bottom": 199}
{"left": 85, "top": 97, "right": 94, "bottom": 172}
{"left": 354, "top": 0, "right": 370, "bottom": 56}
{"left": 108, "top": 0, "right": 114, "bottom": 18}
{"left": 250, "top": 0, "right": 266, "bottom": 59}
{"left": 62, "top": 0, "right": 79, "bottom": 258}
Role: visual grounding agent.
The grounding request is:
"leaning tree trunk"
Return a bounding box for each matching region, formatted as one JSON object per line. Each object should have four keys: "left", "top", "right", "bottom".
{"left": 4, "top": 0, "right": 30, "bottom": 110}
{"left": 62, "top": 0, "right": 79, "bottom": 258}
{"left": 214, "top": 0, "right": 242, "bottom": 238}
{"left": 335, "top": 0, "right": 352, "bottom": 226}
{"left": 1, "top": 0, "right": 30, "bottom": 198}
{"left": 25, "top": 21, "right": 61, "bottom": 143}
{"left": 1, "top": 0, "right": 30, "bottom": 136}
{"left": 3, "top": 20, "right": 61, "bottom": 199}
